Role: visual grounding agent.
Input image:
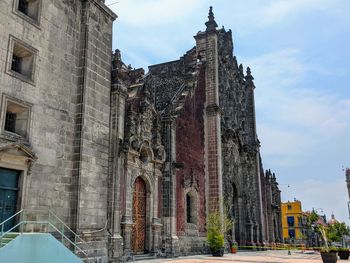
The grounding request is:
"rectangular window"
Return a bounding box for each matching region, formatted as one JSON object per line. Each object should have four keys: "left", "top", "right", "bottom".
{"left": 11, "top": 42, "right": 34, "bottom": 79}
{"left": 16, "top": 0, "right": 40, "bottom": 23}
{"left": 7, "top": 36, "right": 37, "bottom": 84}
{"left": 2, "top": 97, "right": 31, "bottom": 139}
{"left": 287, "top": 205, "right": 292, "bottom": 210}
{"left": 287, "top": 216, "right": 295, "bottom": 227}
{"left": 288, "top": 229, "right": 295, "bottom": 239}
{"left": 186, "top": 194, "right": 192, "bottom": 223}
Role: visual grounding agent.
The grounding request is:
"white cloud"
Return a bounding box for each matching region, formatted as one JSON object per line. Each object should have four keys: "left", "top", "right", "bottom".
{"left": 106, "top": 0, "right": 204, "bottom": 27}
{"left": 243, "top": 49, "right": 350, "bottom": 169}
{"left": 282, "top": 179, "right": 350, "bottom": 224}
{"left": 258, "top": 124, "right": 309, "bottom": 156}
{"left": 105, "top": 0, "right": 350, "bottom": 225}
{"left": 260, "top": 0, "right": 339, "bottom": 26}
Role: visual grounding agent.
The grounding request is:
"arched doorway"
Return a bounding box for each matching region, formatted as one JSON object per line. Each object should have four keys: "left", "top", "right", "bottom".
{"left": 132, "top": 177, "right": 147, "bottom": 253}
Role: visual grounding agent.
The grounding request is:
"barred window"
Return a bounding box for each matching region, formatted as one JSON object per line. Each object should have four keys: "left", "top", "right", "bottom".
{"left": 3, "top": 100, "right": 30, "bottom": 138}
{"left": 11, "top": 54, "right": 22, "bottom": 73}
{"left": 18, "top": 0, "right": 28, "bottom": 14}
{"left": 8, "top": 38, "right": 37, "bottom": 83}
{"left": 5, "top": 113, "right": 16, "bottom": 133}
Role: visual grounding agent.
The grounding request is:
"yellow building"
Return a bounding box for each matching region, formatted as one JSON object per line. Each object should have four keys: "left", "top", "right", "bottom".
{"left": 281, "top": 200, "right": 306, "bottom": 243}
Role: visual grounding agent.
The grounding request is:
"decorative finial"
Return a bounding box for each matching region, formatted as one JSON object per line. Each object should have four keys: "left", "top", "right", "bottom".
{"left": 245, "top": 66, "right": 254, "bottom": 85}
{"left": 205, "top": 6, "right": 218, "bottom": 32}
{"left": 238, "top": 64, "right": 244, "bottom": 78}
{"left": 209, "top": 6, "right": 214, "bottom": 20}
{"left": 246, "top": 66, "right": 251, "bottom": 76}
{"left": 113, "top": 49, "right": 121, "bottom": 61}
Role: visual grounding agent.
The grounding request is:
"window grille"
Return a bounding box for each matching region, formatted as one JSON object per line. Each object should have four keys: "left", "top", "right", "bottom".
{"left": 11, "top": 55, "right": 21, "bottom": 73}
{"left": 18, "top": 0, "right": 28, "bottom": 15}
{"left": 5, "top": 112, "right": 16, "bottom": 133}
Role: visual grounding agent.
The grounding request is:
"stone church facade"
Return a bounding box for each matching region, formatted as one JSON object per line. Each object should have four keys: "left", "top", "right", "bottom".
{"left": 0, "top": 1, "right": 281, "bottom": 262}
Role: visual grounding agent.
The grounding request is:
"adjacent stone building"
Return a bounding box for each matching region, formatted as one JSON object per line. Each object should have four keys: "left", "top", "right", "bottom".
{"left": 0, "top": 2, "right": 282, "bottom": 262}
{"left": 0, "top": 0, "right": 116, "bottom": 261}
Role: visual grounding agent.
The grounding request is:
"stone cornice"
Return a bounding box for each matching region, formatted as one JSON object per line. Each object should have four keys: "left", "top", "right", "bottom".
{"left": 205, "top": 104, "right": 223, "bottom": 116}
{"left": 87, "top": 0, "right": 118, "bottom": 20}
{"left": 111, "top": 83, "right": 128, "bottom": 97}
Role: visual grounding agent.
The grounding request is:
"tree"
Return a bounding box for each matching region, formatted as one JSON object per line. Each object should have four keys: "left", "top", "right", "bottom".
{"left": 308, "top": 210, "right": 319, "bottom": 226}
{"left": 327, "top": 222, "right": 350, "bottom": 243}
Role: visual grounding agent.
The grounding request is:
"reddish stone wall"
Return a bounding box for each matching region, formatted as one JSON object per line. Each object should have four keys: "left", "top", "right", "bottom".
{"left": 176, "top": 70, "right": 206, "bottom": 235}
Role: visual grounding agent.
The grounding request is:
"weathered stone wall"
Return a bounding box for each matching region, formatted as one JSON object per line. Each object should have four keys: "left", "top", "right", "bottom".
{"left": 73, "top": 3, "right": 116, "bottom": 262}
{"left": 217, "top": 28, "right": 265, "bottom": 245}
{"left": 175, "top": 68, "right": 206, "bottom": 235}
{"left": 74, "top": 0, "right": 114, "bottom": 231}
{"left": 177, "top": 236, "right": 208, "bottom": 255}
{"left": 0, "top": 0, "right": 82, "bottom": 224}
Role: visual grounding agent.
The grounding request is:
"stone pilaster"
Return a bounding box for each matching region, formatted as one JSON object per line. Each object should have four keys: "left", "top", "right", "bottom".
{"left": 195, "top": 7, "right": 223, "bottom": 218}
{"left": 108, "top": 80, "right": 127, "bottom": 259}
{"left": 121, "top": 216, "right": 134, "bottom": 257}
{"left": 245, "top": 68, "right": 266, "bottom": 244}
{"left": 161, "top": 116, "right": 179, "bottom": 256}
{"left": 151, "top": 218, "right": 163, "bottom": 255}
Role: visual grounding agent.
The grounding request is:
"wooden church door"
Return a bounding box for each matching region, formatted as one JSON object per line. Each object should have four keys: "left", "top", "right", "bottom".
{"left": 132, "top": 177, "right": 147, "bottom": 253}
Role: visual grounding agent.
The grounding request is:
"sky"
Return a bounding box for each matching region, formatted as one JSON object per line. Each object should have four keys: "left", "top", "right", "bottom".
{"left": 105, "top": 0, "right": 350, "bottom": 223}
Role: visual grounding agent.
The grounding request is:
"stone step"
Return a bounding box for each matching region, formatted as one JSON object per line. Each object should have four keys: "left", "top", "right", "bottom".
{"left": 133, "top": 253, "right": 156, "bottom": 261}
{"left": 0, "top": 232, "right": 20, "bottom": 248}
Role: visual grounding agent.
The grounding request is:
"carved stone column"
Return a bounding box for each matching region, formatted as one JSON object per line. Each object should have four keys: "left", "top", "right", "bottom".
{"left": 245, "top": 222, "right": 254, "bottom": 246}
{"left": 161, "top": 116, "right": 179, "bottom": 256}
{"left": 121, "top": 216, "right": 134, "bottom": 256}
{"left": 151, "top": 218, "right": 163, "bottom": 255}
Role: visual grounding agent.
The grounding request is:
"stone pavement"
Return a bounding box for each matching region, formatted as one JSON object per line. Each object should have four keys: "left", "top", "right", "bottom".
{"left": 135, "top": 250, "right": 347, "bottom": 263}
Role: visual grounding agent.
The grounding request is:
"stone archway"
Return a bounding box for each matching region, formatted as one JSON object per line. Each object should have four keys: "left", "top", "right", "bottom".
{"left": 132, "top": 177, "right": 147, "bottom": 253}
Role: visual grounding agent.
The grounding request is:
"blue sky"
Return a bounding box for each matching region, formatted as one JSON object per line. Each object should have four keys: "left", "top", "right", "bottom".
{"left": 106, "top": 0, "right": 350, "bottom": 223}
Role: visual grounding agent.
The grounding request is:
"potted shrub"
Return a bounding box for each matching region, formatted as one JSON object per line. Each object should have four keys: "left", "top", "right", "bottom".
{"left": 207, "top": 211, "right": 233, "bottom": 257}
{"left": 230, "top": 242, "right": 238, "bottom": 254}
{"left": 338, "top": 248, "right": 350, "bottom": 260}
{"left": 207, "top": 230, "right": 225, "bottom": 256}
{"left": 318, "top": 225, "right": 338, "bottom": 263}
{"left": 320, "top": 247, "right": 338, "bottom": 263}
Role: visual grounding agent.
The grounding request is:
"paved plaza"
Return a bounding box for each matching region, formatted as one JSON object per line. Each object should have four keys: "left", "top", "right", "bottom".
{"left": 135, "top": 250, "right": 347, "bottom": 263}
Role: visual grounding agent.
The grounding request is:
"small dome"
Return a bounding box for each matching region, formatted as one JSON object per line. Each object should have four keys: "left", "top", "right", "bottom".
{"left": 328, "top": 214, "right": 339, "bottom": 225}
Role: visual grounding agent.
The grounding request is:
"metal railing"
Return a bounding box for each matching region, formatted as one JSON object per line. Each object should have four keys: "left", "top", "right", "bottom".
{"left": 0, "top": 209, "right": 91, "bottom": 261}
